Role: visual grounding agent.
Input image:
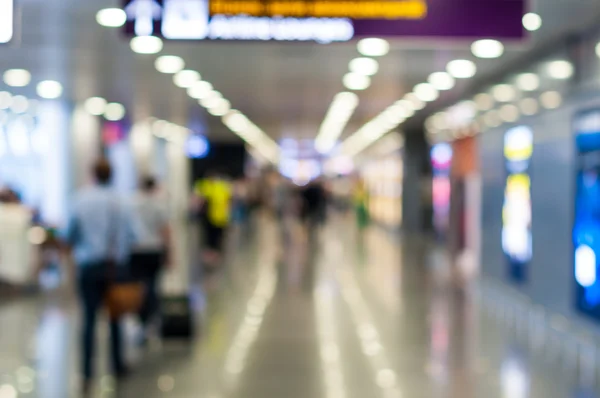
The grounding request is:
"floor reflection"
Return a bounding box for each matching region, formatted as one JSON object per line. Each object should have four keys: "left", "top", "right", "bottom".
{"left": 0, "top": 216, "right": 598, "bottom": 397}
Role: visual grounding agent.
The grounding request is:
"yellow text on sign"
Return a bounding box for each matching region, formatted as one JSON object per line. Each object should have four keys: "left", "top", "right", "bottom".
{"left": 209, "top": 0, "right": 428, "bottom": 20}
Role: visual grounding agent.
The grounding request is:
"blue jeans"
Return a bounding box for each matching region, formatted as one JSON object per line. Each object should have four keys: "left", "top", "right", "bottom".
{"left": 78, "top": 264, "right": 125, "bottom": 380}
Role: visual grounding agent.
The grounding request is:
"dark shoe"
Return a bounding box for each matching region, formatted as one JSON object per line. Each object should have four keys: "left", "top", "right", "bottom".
{"left": 115, "top": 367, "right": 131, "bottom": 381}
{"left": 81, "top": 379, "right": 93, "bottom": 397}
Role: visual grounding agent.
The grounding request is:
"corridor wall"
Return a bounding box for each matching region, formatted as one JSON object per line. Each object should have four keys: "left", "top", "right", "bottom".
{"left": 480, "top": 92, "right": 600, "bottom": 320}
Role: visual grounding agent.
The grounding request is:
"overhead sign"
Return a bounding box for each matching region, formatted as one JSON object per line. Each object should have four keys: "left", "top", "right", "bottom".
{"left": 123, "top": 0, "right": 525, "bottom": 42}
{"left": 0, "top": 0, "right": 14, "bottom": 44}
{"left": 209, "top": 0, "right": 427, "bottom": 19}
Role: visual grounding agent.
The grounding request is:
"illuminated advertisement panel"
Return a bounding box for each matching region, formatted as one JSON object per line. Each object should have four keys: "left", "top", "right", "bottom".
{"left": 573, "top": 109, "right": 600, "bottom": 318}
{"left": 502, "top": 126, "right": 533, "bottom": 282}
{"left": 431, "top": 143, "right": 452, "bottom": 240}
{"left": 122, "top": 0, "right": 525, "bottom": 42}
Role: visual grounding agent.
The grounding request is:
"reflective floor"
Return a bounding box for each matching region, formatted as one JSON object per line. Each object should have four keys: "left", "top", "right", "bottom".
{"left": 0, "top": 214, "right": 599, "bottom": 398}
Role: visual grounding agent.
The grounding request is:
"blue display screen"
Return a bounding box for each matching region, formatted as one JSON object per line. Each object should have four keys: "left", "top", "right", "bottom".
{"left": 574, "top": 109, "right": 600, "bottom": 318}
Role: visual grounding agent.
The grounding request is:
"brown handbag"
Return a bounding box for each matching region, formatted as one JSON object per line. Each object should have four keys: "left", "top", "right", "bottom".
{"left": 105, "top": 276, "right": 145, "bottom": 319}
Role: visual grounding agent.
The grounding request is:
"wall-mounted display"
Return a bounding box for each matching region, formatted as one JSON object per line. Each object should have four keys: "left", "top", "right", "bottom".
{"left": 431, "top": 143, "right": 452, "bottom": 240}
{"left": 573, "top": 109, "right": 600, "bottom": 318}
{"left": 502, "top": 125, "right": 533, "bottom": 283}
{"left": 361, "top": 154, "right": 403, "bottom": 228}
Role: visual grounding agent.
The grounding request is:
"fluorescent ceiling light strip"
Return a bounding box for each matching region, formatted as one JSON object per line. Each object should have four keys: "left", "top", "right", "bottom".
{"left": 191, "top": 76, "right": 280, "bottom": 164}
{"left": 315, "top": 92, "right": 359, "bottom": 154}
{"left": 339, "top": 101, "right": 406, "bottom": 157}
{"left": 222, "top": 110, "right": 280, "bottom": 164}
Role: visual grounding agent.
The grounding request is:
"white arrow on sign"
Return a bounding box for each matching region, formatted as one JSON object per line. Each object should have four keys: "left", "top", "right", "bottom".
{"left": 125, "top": 0, "right": 163, "bottom": 36}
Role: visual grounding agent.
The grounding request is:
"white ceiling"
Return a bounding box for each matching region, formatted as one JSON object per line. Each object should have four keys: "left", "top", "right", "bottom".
{"left": 1, "top": 0, "right": 599, "bottom": 143}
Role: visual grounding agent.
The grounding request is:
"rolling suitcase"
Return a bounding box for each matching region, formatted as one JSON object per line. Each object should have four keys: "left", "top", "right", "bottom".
{"left": 160, "top": 295, "right": 194, "bottom": 339}
{"left": 160, "top": 270, "right": 195, "bottom": 339}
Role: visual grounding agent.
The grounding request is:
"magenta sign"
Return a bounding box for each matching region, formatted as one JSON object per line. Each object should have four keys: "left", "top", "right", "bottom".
{"left": 355, "top": 0, "right": 526, "bottom": 39}
{"left": 123, "top": 0, "right": 526, "bottom": 42}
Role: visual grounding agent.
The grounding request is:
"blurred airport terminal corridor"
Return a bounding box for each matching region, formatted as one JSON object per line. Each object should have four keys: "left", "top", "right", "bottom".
{"left": 4, "top": 0, "right": 600, "bottom": 397}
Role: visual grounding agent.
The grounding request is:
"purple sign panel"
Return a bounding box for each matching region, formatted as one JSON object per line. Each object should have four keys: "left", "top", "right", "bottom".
{"left": 355, "top": 0, "right": 526, "bottom": 39}
{"left": 123, "top": 0, "right": 526, "bottom": 42}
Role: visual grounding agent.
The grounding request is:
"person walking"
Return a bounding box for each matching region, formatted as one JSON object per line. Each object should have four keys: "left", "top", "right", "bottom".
{"left": 194, "top": 171, "right": 232, "bottom": 268}
{"left": 65, "top": 159, "right": 133, "bottom": 394}
{"left": 130, "top": 176, "right": 172, "bottom": 341}
{"left": 353, "top": 178, "right": 369, "bottom": 231}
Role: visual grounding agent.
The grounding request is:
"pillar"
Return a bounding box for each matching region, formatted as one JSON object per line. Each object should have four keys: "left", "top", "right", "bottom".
{"left": 401, "top": 128, "right": 432, "bottom": 235}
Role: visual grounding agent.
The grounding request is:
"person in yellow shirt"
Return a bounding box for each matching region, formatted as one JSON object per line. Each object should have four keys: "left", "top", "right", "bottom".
{"left": 194, "top": 171, "right": 232, "bottom": 266}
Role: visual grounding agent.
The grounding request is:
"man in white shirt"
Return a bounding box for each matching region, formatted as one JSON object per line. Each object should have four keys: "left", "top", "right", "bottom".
{"left": 130, "top": 176, "right": 172, "bottom": 337}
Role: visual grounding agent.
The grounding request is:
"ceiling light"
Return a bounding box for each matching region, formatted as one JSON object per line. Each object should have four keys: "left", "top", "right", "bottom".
{"left": 174, "top": 70, "right": 201, "bottom": 88}
{"left": 523, "top": 13, "right": 542, "bottom": 32}
{"left": 483, "top": 110, "right": 500, "bottom": 128}
{"left": 428, "top": 72, "right": 455, "bottom": 91}
{"left": 595, "top": 43, "right": 600, "bottom": 59}
{"left": 223, "top": 111, "right": 249, "bottom": 133}
{"left": 474, "top": 93, "right": 494, "bottom": 111}
{"left": 519, "top": 98, "right": 539, "bottom": 115}
{"left": 394, "top": 101, "right": 415, "bottom": 118}
{"left": 491, "top": 84, "right": 517, "bottom": 102}
{"left": 391, "top": 102, "right": 413, "bottom": 118}
{"left": 188, "top": 81, "right": 213, "bottom": 99}
{"left": 446, "top": 60, "right": 476, "bottom": 79}
{"left": 0, "top": 92, "right": 12, "bottom": 110}
{"left": 130, "top": 36, "right": 163, "bottom": 54}
{"left": 201, "top": 95, "right": 226, "bottom": 109}
{"left": 84, "top": 97, "right": 107, "bottom": 116}
{"left": 471, "top": 39, "right": 505, "bottom": 59}
{"left": 104, "top": 102, "right": 126, "bottom": 121}
{"left": 357, "top": 38, "right": 389, "bottom": 57}
{"left": 540, "top": 91, "right": 562, "bottom": 109}
{"left": 343, "top": 73, "right": 371, "bottom": 90}
{"left": 413, "top": 83, "right": 439, "bottom": 102}
{"left": 204, "top": 90, "right": 223, "bottom": 101}
{"left": 4, "top": 69, "right": 31, "bottom": 87}
{"left": 155, "top": 55, "right": 185, "bottom": 74}
{"left": 383, "top": 106, "right": 406, "bottom": 124}
{"left": 546, "top": 60, "right": 573, "bottom": 79}
{"left": 349, "top": 57, "right": 379, "bottom": 76}
{"left": 499, "top": 104, "right": 519, "bottom": 122}
{"left": 431, "top": 112, "right": 448, "bottom": 130}
{"left": 404, "top": 93, "right": 425, "bottom": 110}
{"left": 208, "top": 99, "right": 231, "bottom": 116}
{"left": 335, "top": 91, "right": 359, "bottom": 105}
{"left": 36, "top": 80, "right": 63, "bottom": 99}
{"left": 316, "top": 91, "right": 359, "bottom": 154}
{"left": 515, "top": 73, "right": 540, "bottom": 91}
{"left": 96, "top": 8, "right": 127, "bottom": 28}
{"left": 10, "top": 95, "right": 28, "bottom": 114}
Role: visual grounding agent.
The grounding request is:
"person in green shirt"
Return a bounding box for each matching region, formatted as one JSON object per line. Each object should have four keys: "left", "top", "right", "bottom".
{"left": 354, "top": 179, "right": 369, "bottom": 231}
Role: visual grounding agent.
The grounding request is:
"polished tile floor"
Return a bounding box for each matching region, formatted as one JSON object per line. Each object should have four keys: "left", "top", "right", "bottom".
{"left": 0, "top": 215, "right": 599, "bottom": 398}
